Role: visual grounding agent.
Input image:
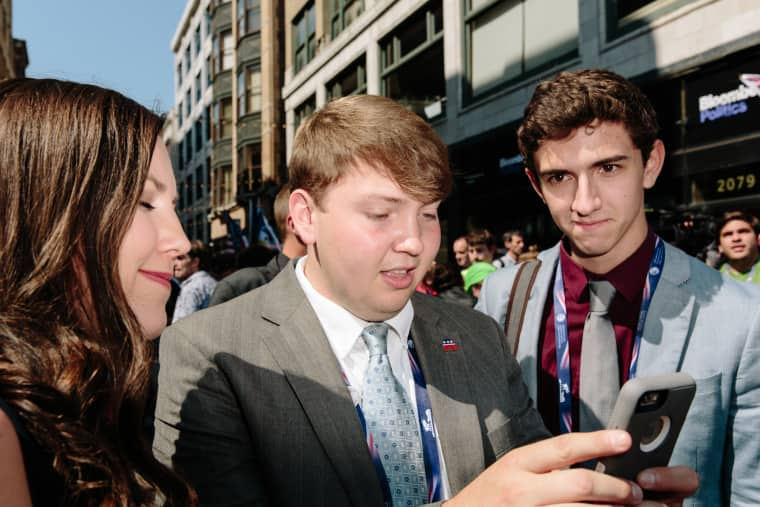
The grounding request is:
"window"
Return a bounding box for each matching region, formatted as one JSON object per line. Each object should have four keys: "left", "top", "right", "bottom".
{"left": 195, "top": 73, "right": 202, "bottom": 103}
{"left": 213, "top": 97, "right": 233, "bottom": 141}
{"left": 186, "top": 90, "right": 192, "bottom": 118}
{"left": 194, "top": 26, "right": 201, "bottom": 56}
{"left": 186, "top": 174, "right": 194, "bottom": 205}
{"left": 204, "top": 106, "right": 211, "bottom": 142}
{"left": 185, "top": 46, "right": 192, "bottom": 72}
{"left": 205, "top": 7, "right": 211, "bottom": 37}
{"left": 292, "top": 3, "right": 316, "bottom": 74}
{"left": 465, "top": 0, "right": 578, "bottom": 99}
{"left": 212, "top": 35, "right": 218, "bottom": 76}
{"left": 185, "top": 130, "right": 193, "bottom": 163}
{"left": 238, "top": 0, "right": 261, "bottom": 37}
{"left": 294, "top": 95, "right": 316, "bottom": 134}
{"left": 213, "top": 29, "right": 233, "bottom": 77}
{"left": 330, "top": 0, "right": 363, "bottom": 39}
{"left": 206, "top": 57, "right": 212, "bottom": 86}
{"left": 195, "top": 213, "right": 205, "bottom": 241}
{"left": 178, "top": 139, "right": 185, "bottom": 171}
{"left": 237, "top": 64, "right": 262, "bottom": 117}
{"left": 327, "top": 56, "right": 366, "bottom": 100}
{"left": 213, "top": 167, "right": 221, "bottom": 207}
{"left": 606, "top": 0, "right": 692, "bottom": 40}
{"left": 238, "top": 144, "right": 262, "bottom": 194}
{"left": 178, "top": 101, "right": 184, "bottom": 127}
{"left": 381, "top": 0, "right": 445, "bottom": 119}
{"left": 195, "top": 164, "right": 204, "bottom": 198}
{"left": 194, "top": 118, "right": 203, "bottom": 152}
{"left": 176, "top": 61, "right": 183, "bottom": 88}
{"left": 216, "top": 165, "right": 233, "bottom": 205}
{"left": 179, "top": 177, "right": 186, "bottom": 211}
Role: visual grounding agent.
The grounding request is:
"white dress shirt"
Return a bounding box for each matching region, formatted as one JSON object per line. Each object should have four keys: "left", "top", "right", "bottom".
{"left": 295, "top": 257, "right": 451, "bottom": 498}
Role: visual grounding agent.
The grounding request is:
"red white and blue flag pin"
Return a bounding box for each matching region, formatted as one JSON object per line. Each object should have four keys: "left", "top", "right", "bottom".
{"left": 442, "top": 339, "right": 459, "bottom": 352}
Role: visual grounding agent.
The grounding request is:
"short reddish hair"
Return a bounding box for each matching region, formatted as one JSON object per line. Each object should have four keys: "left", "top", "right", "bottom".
{"left": 288, "top": 95, "right": 452, "bottom": 207}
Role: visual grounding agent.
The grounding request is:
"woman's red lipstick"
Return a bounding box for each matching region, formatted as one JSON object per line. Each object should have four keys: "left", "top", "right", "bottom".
{"left": 139, "top": 269, "right": 173, "bottom": 289}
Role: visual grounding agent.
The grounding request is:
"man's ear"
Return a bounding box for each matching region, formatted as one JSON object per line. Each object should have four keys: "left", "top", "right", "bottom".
{"left": 643, "top": 139, "right": 665, "bottom": 189}
{"left": 525, "top": 167, "right": 545, "bottom": 203}
{"left": 289, "top": 189, "right": 317, "bottom": 245}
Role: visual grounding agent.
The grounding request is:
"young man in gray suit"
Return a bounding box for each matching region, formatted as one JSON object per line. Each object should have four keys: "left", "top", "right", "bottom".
{"left": 153, "top": 94, "right": 696, "bottom": 506}
{"left": 476, "top": 69, "right": 760, "bottom": 505}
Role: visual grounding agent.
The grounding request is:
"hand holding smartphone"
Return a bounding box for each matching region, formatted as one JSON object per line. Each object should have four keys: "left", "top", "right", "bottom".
{"left": 595, "top": 372, "right": 696, "bottom": 481}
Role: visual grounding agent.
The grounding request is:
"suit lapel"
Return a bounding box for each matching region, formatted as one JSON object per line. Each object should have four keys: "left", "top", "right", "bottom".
{"left": 637, "top": 244, "right": 695, "bottom": 375}
{"left": 260, "top": 265, "right": 383, "bottom": 505}
{"left": 515, "top": 244, "right": 560, "bottom": 403}
{"left": 410, "top": 295, "right": 484, "bottom": 494}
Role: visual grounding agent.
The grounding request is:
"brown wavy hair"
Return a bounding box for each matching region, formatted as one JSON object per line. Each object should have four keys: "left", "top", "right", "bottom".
{"left": 0, "top": 79, "right": 196, "bottom": 506}
{"left": 517, "top": 69, "right": 660, "bottom": 175}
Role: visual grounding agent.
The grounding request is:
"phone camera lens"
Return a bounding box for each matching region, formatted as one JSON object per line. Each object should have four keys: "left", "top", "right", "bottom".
{"left": 639, "top": 416, "right": 671, "bottom": 452}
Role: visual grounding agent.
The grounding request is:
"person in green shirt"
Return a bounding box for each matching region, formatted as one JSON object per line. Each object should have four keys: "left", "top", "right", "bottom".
{"left": 718, "top": 210, "right": 760, "bottom": 284}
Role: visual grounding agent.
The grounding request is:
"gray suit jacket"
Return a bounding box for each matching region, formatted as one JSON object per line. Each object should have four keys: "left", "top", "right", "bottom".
{"left": 476, "top": 242, "right": 760, "bottom": 506}
{"left": 153, "top": 262, "right": 549, "bottom": 506}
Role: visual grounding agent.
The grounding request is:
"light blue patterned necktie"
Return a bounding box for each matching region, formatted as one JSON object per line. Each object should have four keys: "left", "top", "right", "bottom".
{"left": 361, "top": 323, "right": 427, "bottom": 507}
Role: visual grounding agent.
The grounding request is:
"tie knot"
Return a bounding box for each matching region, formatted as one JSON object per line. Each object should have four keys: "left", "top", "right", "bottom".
{"left": 361, "top": 323, "right": 390, "bottom": 357}
{"left": 588, "top": 280, "right": 616, "bottom": 313}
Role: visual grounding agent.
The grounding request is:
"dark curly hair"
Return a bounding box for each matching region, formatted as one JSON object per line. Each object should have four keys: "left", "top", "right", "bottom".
{"left": 0, "top": 78, "right": 196, "bottom": 506}
{"left": 518, "top": 69, "right": 660, "bottom": 174}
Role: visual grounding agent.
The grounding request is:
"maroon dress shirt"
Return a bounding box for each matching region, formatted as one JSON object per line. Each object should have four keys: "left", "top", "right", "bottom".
{"left": 537, "top": 231, "right": 656, "bottom": 435}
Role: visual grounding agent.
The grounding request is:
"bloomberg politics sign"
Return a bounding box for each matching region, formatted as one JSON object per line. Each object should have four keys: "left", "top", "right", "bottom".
{"left": 686, "top": 58, "right": 760, "bottom": 146}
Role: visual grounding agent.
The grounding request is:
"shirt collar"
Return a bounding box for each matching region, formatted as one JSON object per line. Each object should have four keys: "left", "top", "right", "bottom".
{"left": 179, "top": 270, "right": 205, "bottom": 288}
{"left": 294, "top": 256, "right": 414, "bottom": 361}
{"left": 559, "top": 229, "right": 656, "bottom": 303}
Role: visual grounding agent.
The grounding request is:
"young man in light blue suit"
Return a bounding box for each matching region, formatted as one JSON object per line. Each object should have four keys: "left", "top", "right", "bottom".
{"left": 476, "top": 69, "right": 760, "bottom": 506}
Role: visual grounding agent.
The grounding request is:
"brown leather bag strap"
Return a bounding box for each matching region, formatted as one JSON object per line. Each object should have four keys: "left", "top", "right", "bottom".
{"left": 504, "top": 259, "right": 542, "bottom": 356}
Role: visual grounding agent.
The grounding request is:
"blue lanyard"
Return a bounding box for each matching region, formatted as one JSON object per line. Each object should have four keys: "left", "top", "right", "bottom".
{"left": 407, "top": 338, "right": 443, "bottom": 503}
{"left": 344, "top": 335, "right": 443, "bottom": 505}
{"left": 552, "top": 237, "right": 665, "bottom": 433}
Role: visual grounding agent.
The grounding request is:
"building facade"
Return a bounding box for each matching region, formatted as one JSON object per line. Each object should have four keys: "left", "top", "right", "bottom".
{"left": 0, "top": 0, "right": 28, "bottom": 81}
{"left": 171, "top": 0, "right": 285, "bottom": 245}
{"left": 281, "top": 0, "right": 760, "bottom": 256}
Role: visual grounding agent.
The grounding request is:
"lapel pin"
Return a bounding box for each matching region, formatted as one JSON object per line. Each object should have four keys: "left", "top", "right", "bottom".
{"left": 442, "top": 338, "right": 459, "bottom": 352}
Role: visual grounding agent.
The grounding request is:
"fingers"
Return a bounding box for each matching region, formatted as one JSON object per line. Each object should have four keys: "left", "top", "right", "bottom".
{"left": 502, "top": 430, "right": 632, "bottom": 473}
{"left": 637, "top": 466, "right": 699, "bottom": 495}
{"left": 528, "top": 469, "right": 642, "bottom": 506}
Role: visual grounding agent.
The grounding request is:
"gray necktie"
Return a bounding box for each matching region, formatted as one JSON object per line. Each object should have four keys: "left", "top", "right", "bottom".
{"left": 360, "top": 323, "right": 427, "bottom": 507}
{"left": 579, "top": 280, "right": 620, "bottom": 432}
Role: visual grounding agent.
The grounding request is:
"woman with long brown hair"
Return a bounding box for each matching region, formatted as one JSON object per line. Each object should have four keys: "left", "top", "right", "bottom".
{"left": 0, "top": 78, "right": 197, "bottom": 506}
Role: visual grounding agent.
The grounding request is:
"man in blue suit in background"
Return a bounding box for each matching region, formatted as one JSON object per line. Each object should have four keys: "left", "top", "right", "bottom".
{"left": 477, "top": 69, "right": 760, "bottom": 505}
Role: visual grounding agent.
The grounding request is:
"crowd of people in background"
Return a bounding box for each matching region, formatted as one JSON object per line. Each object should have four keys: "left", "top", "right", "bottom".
{"left": 169, "top": 206, "right": 760, "bottom": 326}
{"left": 409, "top": 207, "right": 760, "bottom": 316}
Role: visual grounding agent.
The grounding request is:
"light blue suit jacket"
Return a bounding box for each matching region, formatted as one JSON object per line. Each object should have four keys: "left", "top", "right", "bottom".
{"left": 476, "top": 242, "right": 760, "bottom": 506}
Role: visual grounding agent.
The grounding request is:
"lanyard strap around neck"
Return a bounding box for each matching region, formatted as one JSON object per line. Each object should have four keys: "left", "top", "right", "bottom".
{"left": 344, "top": 335, "right": 443, "bottom": 504}
{"left": 551, "top": 236, "right": 665, "bottom": 433}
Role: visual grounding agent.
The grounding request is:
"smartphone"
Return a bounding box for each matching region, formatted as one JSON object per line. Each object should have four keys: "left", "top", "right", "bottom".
{"left": 595, "top": 372, "right": 696, "bottom": 481}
